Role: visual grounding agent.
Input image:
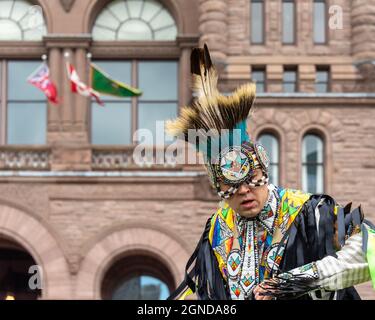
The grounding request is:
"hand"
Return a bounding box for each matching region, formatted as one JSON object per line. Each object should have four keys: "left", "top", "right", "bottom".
{"left": 253, "top": 280, "right": 277, "bottom": 300}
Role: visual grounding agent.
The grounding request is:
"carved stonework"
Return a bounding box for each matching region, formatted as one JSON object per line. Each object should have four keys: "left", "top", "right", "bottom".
{"left": 92, "top": 150, "right": 133, "bottom": 170}
{"left": 60, "top": 0, "right": 75, "bottom": 13}
{"left": 68, "top": 254, "right": 82, "bottom": 275}
{"left": 0, "top": 149, "right": 50, "bottom": 170}
{"left": 91, "top": 43, "right": 180, "bottom": 59}
{"left": 92, "top": 148, "right": 179, "bottom": 170}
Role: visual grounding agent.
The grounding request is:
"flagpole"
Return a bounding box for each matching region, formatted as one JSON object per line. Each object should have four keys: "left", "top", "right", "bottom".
{"left": 86, "top": 51, "right": 92, "bottom": 142}
{"left": 86, "top": 52, "right": 92, "bottom": 143}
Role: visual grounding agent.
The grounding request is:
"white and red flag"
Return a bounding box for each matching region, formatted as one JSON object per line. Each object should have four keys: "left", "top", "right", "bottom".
{"left": 27, "top": 63, "right": 59, "bottom": 105}
{"left": 66, "top": 63, "right": 104, "bottom": 106}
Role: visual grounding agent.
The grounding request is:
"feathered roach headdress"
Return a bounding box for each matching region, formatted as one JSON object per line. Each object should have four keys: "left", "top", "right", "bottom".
{"left": 167, "top": 44, "right": 270, "bottom": 199}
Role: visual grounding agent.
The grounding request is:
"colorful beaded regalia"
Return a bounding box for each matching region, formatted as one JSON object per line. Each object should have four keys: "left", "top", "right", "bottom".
{"left": 167, "top": 45, "right": 375, "bottom": 300}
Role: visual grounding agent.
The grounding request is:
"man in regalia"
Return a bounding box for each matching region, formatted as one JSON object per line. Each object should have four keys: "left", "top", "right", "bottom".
{"left": 166, "top": 45, "right": 375, "bottom": 300}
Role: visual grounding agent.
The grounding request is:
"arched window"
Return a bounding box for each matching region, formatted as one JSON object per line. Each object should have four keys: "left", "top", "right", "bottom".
{"left": 111, "top": 275, "right": 170, "bottom": 300}
{"left": 0, "top": 0, "right": 46, "bottom": 41}
{"left": 0, "top": 1, "right": 48, "bottom": 146}
{"left": 0, "top": 236, "right": 42, "bottom": 300}
{"left": 302, "top": 134, "right": 324, "bottom": 193}
{"left": 92, "top": 0, "right": 177, "bottom": 41}
{"left": 91, "top": 0, "right": 179, "bottom": 146}
{"left": 101, "top": 254, "right": 174, "bottom": 300}
{"left": 258, "top": 133, "right": 279, "bottom": 186}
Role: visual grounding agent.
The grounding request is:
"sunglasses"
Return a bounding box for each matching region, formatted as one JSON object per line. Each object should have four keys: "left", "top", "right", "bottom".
{"left": 217, "top": 171, "right": 269, "bottom": 199}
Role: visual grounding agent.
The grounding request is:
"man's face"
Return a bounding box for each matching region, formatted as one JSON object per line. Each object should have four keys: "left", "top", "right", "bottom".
{"left": 219, "top": 169, "right": 269, "bottom": 218}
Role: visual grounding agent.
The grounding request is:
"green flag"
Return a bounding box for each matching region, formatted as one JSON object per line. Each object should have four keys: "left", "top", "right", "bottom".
{"left": 90, "top": 63, "right": 142, "bottom": 97}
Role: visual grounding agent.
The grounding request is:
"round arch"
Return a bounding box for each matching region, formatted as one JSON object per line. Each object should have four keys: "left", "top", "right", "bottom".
{"left": 32, "top": 0, "right": 52, "bottom": 34}
{"left": 76, "top": 223, "right": 190, "bottom": 299}
{"left": 254, "top": 124, "right": 286, "bottom": 186}
{"left": 83, "top": 0, "right": 185, "bottom": 35}
{"left": 0, "top": 201, "right": 70, "bottom": 299}
{"left": 100, "top": 249, "right": 175, "bottom": 299}
{"left": 254, "top": 124, "right": 284, "bottom": 143}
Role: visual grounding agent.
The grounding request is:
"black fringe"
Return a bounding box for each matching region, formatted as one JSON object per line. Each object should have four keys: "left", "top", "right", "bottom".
{"left": 260, "top": 273, "right": 319, "bottom": 300}
{"left": 277, "top": 194, "right": 363, "bottom": 300}
{"left": 167, "top": 216, "right": 230, "bottom": 300}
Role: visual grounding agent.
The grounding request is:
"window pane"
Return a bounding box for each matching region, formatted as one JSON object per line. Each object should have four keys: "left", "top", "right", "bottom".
{"left": 8, "top": 61, "right": 45, "bottom": 100}
{"left": 0, "top": 1, "right": 14, "bottom": 18}
{"left": 0, "top": 20, "right": 22, "bottom": 40}
{"left": 269, "top": 164, "right": 279, "bottom": 186}
{"left": 316, "top": 164, "right": 324, "bottom": 193}
{"left": 11, "top": 0, "right": 30, "bottom": 21}
{"left": 252, "top": 70, "right": 265, "bottom": 82}
{"left": 149, "top": 9, "right": 175, "bottom": 30}
{"left": 7, "top": 103, "right": 46, "bottom": 144}
{"left": 283, "top": 83, "right": 296, "bottom": 93}
{"left": 255, "top": 83, "right": 265, "bottom": 93}
{"left": 92, "top": 25, "right": 116, "bottom": 41}
{"left": 259, "top": 134, "right": 279, "bottom": 186}
{"left": 91, "top": 102, "right": 132, "bottom": 145}
{"left": 283, "top": 70, "right": 297, "bottom": 93}
{"left": 303, "top": 164, "right": 323, "bottom": 193}
{"left": 118, "top": 20, "right": 153, "bottom": 41}
{"left": 315, "top": 83, "right": 328, "bottom": 93}
{"left": 112, "top": 275, "right": 170, "bottom": 300}
{"left": 107, "top": 1, "right": 129, "bottom": 22}
{"left": 141, "top": 1, "right": 162, "bottom": 21}
{"left": 154, "top": 25, "right": 177, "bottom": 40}
{"left": 302, "top": 135, "right": 324, "bottom": 193}
{"left": 95, "top": 9, "right": 121, "bottom": 30}
{"left": 24, "top": 26, "right": 47, "bottom": 41}
{"left": 259, "top": 134, "right": 278, "bottom": 163}
{"left": 138, "top": 61, "right": 178, "bottom": 101}
{"left": 252, "top": 70, "right": 265, "bottom": 93}
{"left": 126, "top": 0, "right": 144, "bottom": 18}
{"left": 251, "top": 1, "right": 264, "bottom": 44}
{"left": 283, "top": 71, "right": 296, "bottom": 82}
{"left": 303, "top": 135, "right": 323, "bottom": 163}
{"left": 138, "top": 102, "right": 177, "bottom": 143}
{"left": 283, "top": 1, "right": 295, "bottom": 44}
{"left": 316, "top": 70, "right": 328, "bottom": 82}
{"left": 314, "top": 1, "right": 326, "bottom": 44}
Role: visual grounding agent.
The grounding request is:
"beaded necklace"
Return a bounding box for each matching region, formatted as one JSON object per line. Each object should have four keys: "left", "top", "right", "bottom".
{"left": 227, "top": 184, "right": 280, "bottom": 299}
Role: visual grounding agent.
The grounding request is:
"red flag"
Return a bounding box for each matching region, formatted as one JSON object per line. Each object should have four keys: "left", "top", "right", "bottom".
{"left": 66, "top": 63, "right": 104, "bottom": 106}
{"left": 27, "top": 63, "right": 59, "bottom": 105}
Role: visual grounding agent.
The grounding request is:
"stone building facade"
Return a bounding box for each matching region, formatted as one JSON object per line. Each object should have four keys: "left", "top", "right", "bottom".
{"left": 0, "top": 0, "right": 374, "bottom": 299}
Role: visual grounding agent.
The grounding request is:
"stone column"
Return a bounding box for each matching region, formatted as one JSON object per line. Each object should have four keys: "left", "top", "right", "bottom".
{"left": 177, "top": 35, "right": 199, "bottom": 107}
{"left": 299, "top": 65, "right": 316, "bottom": 93}
{"left": 44, "top": 34, "right": 92, "bottom": 170}
{"left": 267, "top": 65, "right": 283, "bottom": 93}
{"left": 351, "top": 0, "right": 375, "bottom": 61}
{"left": 351, "top": 0, "right": 375, "bottom": 91}
{"left": 47, "top": 47, "right": 61, "bottom": 134}
{"left": 74, "top": 47, "right": 89, "bottom": 134}
{"left": 199, "top": 0, "right": 228, "bottom": 64}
